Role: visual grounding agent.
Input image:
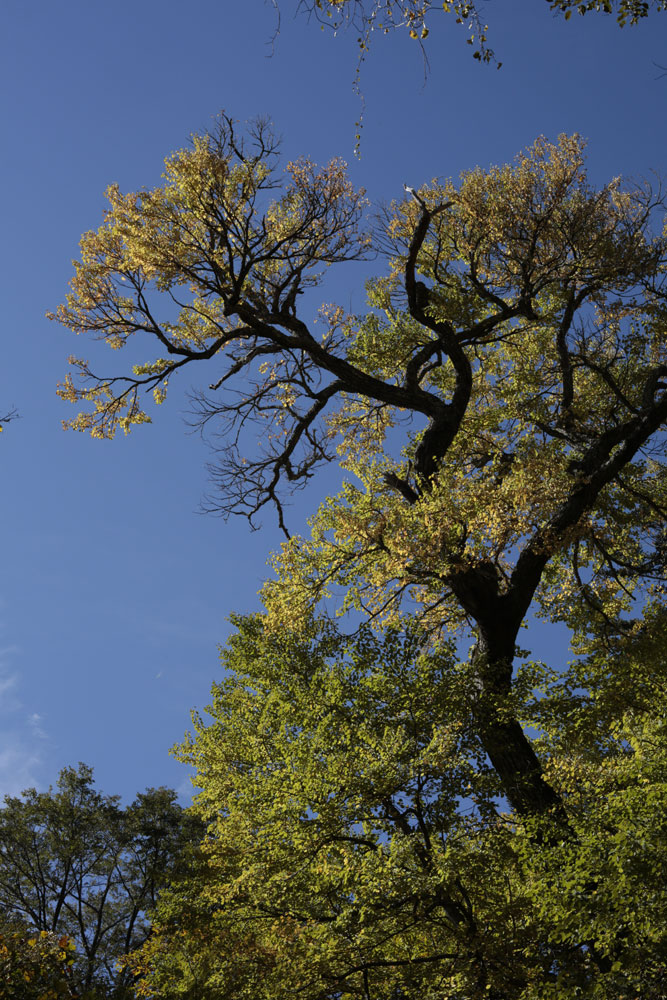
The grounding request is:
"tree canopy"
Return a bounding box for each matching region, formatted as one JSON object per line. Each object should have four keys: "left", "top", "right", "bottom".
{"left": 51, "top": 120, "right": 667, "bottom": 997}
{"left": 0, "top": 764, "right": 201, "bottom": 999}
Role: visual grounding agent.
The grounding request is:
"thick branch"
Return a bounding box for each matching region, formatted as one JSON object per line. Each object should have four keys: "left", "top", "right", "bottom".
{"left": 510, "top": 387, "right": 667, "bottom": 624}
{"left": 403, "top": 199, "right": 473, "bottom": 483}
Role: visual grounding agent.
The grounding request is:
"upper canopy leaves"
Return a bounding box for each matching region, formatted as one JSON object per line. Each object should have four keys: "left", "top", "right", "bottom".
{"left": 52, "top": 118, "right": 667, "bottom": 654}
{"left": 263, "top": 134, "right": 667, "bottom": 640}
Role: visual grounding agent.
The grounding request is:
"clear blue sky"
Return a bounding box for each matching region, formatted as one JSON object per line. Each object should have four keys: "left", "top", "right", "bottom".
{"left": 1, "top": 0, "right": 665, "bottom": 802}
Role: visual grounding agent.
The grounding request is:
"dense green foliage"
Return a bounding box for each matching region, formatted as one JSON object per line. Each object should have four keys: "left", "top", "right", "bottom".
{"left": 0, "top": 765, "right": 201, "bottom": 999}
{"left": 130, "top": 612, "right": 667, "bottom": 999}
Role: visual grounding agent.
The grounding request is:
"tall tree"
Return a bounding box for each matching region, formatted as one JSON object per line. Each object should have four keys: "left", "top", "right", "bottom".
{"left": 0, "top": 765, "right": 201, "bottom": 999}
{"left": 51, "top": 121, "right": 667, "bottom": 810}
{"left": 51, "top": 121, "right": 667, "bottom": 993}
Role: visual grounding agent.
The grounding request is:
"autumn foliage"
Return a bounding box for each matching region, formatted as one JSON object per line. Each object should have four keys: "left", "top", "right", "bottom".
{"left": 0, "top": 927, "right": 77, "bottom": 1000}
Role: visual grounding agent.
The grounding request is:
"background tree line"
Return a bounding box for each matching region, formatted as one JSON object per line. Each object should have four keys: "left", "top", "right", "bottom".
{"left": 0, "top": 765, "right": 202, "bottom": 998}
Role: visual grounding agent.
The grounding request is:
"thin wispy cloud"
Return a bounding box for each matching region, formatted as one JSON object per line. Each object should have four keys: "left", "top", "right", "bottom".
{"left": 0, "top": 627, "right": 48, "bottom": 798}
{"left": 0, "top": 644, "right": 20, "bottom": 708}
{"left": 0, "top": 673, "right": 17, "bottom": 701}
{"left": 28, "top": 712, "right": 48, "bottom": 741}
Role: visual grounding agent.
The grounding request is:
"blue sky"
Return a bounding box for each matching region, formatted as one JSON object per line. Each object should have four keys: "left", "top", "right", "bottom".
{"left": 1, "top": 0, "right": 665, "bottom": 802}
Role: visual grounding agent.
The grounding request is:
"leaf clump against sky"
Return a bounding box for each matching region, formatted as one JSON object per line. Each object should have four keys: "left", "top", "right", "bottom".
{"left": 299, "top": 0, "right": 667, "bottom": 65}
